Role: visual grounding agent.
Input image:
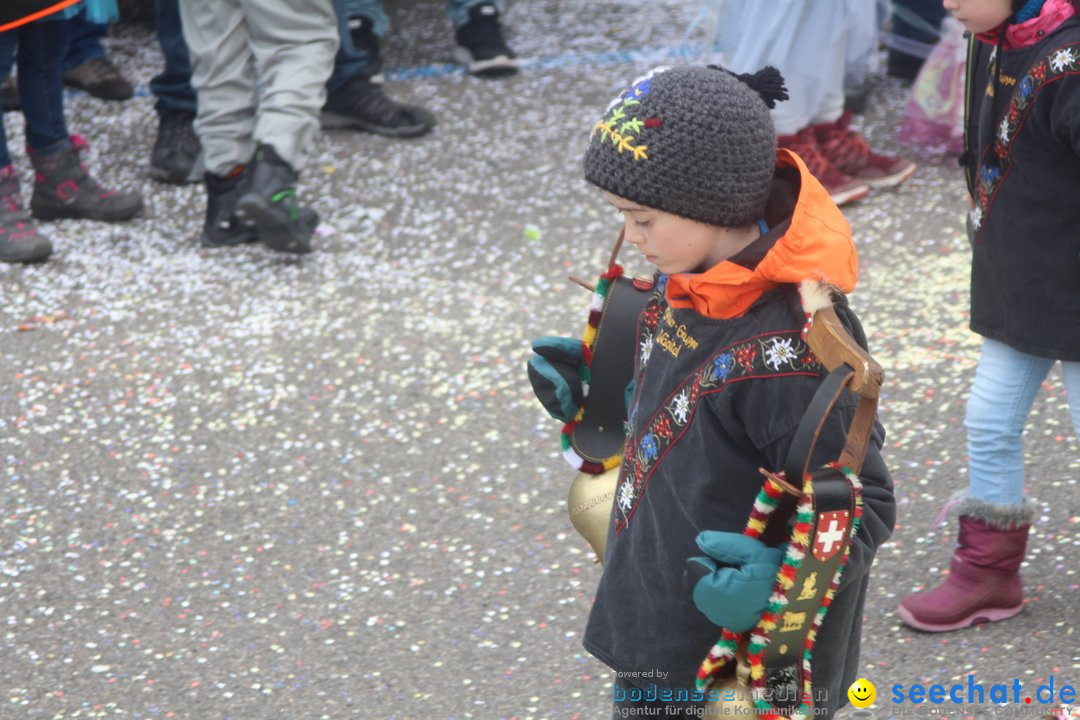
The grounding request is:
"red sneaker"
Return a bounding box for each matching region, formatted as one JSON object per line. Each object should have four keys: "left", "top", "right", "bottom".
{"left": 777, "top": 127, "right": 869, "bottom": 206}
{"left": 813, "top": 112, "right": 916, "bottom": 188}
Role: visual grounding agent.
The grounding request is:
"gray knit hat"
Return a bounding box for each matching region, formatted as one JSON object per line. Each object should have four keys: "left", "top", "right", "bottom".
{"left": 583, "top": 64, "right": 787, "bottom": 228}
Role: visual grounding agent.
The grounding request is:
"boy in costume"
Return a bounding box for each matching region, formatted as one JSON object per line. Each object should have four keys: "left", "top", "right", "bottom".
{"left": 576, "top": 65, "right": 896, "bottom": 718}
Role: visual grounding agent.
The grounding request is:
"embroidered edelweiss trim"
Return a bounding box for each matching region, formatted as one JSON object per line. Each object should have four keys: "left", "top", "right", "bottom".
{"left": 972, "top": 41, "right": 1080, "bottom": 237}
{"left": 614, "top": 327, "right": 821, "bottom": 532}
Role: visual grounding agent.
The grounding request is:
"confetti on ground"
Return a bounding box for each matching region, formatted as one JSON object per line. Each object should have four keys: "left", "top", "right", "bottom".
{"left": 0, "top": 3, "right": 1076, "bottom": 719}
{"left": 523, "top": 224, "right": 542, "bottom": 242}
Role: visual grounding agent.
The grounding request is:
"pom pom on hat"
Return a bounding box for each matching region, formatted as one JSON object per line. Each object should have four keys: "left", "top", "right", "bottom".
{"left": 715, "top": 65, "right": 790, "bottom": 109}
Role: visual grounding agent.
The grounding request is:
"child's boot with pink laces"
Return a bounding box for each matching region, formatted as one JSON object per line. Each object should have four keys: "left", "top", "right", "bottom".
{"left": 0, "top": 164, "right": 52, "bottom": 263}
{"left": 30, "top": 136, "right": 143, "bottom": 222}
{"left": 898, "top": 498, "right": 1034, "bottom": 632}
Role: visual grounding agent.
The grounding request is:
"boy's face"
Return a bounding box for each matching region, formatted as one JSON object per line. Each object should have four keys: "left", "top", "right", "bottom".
{"left": 943, "top": 0, "right": 1013, "bottom": 33}
{"left": 604, "top": 192, "right": 758, "bottom": 275}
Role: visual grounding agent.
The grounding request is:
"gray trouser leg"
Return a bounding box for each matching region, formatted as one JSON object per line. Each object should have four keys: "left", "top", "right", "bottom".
{"left": 180, "top": 0, "right": 338, "bottom": 174}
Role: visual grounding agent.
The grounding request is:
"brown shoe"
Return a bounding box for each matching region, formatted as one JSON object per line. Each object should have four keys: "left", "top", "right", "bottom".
{"left": 813, "top": 112, "right": 916, "bottom": 189}
{"left": 63, "top": 56, "right": 134, "bottom": 101}
{"left": 778, "top": 127, "right": 869, "bottom": 206}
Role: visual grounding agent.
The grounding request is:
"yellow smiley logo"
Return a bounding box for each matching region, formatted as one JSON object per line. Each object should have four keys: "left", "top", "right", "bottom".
{"left": 848, "top": 678, "right": 876, "bottom": 708}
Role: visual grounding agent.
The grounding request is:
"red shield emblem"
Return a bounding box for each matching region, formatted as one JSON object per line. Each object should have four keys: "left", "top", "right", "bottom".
{"left": 812, "top": 510, "right": 850, "bottom": 562}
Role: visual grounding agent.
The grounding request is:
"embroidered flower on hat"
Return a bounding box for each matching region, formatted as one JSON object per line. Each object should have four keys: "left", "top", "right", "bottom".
{"left": 583, "top": 65, "right": 782, "bottom": 228}
{"left": 592, "top": 66, "right": 669, "bottom": 162}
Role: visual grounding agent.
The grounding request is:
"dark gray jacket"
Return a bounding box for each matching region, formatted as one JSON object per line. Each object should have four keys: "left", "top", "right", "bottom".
{"left": 583, "top": 168, "right": 895, "bottom": 717}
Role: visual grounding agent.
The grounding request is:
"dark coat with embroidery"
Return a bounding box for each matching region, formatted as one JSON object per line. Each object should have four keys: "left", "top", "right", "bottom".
{"left": 582, "top": 158, "right": 895, "bottom": 719}
{"left": 964, "top": 16, "right": 1080, "bottom": 359}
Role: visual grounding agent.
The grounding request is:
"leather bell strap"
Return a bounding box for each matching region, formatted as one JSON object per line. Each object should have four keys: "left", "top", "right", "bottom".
{"left": 784, "top": 363, "right": 876, "bottom": 482}
{"left": 752, "top": 363, "right": 870, "bottom": 713}
{"left": 570, "top": 274, "right": 651, "bottom": 464}
{"left": 760, "top": 467, "right": 859, "bottom": 713}
{"left": 757, "top": 364, "right": 873, "bottom": 549}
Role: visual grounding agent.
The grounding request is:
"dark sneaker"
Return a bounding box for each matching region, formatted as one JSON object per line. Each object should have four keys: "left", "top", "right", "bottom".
{"left": 0, "top": 165, "right": 52, "bottom": 263}
{"left": 348, "top": 15, "right": 385, "bottom": 85}
{"left": 199, "top": 168, "right": 258, "bottom": 248}
{"left": 321, "top": 75, "right": 435, "bottom": 138}
{"left": 30, "top": 136, "right": 144, "bottom": 222}
{"left": 150, "top": 111, "right": 203, "bottom": 185}
{"left": 453, "top": 3, "right": 519, "bottom": 78}
{"left": 813, "top": 112, "right": 917, "bottom": 189}
{"left": 778, "top": 127, "right": 870, "bottom": 206}
{"left": 1, "top": 77, "right": 19, "bottom": 113}
{"left": 235, "top": 144, "right": 317, "bottom": 254}
{"left": 63, "top": 56, "right": 134, "bottom": 101}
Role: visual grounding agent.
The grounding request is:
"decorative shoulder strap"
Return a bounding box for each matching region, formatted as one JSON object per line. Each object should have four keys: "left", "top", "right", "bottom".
{"left": 562, "top": 230, "right": 653, "bottom": 473}
{"left": 698, "top": 299, "right": 883, "bottom": 718}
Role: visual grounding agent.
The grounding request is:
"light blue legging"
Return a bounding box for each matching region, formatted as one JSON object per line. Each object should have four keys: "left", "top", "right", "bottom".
{"left": 966, "top": 337, "right": 1080, "bottom": 506}
{"left": 343, "top": 0, "right": 504, "bottom": 35}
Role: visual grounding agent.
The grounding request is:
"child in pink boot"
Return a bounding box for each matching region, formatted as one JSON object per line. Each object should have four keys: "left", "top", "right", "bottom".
{"left": 898, "top": 0, "right": 1080, "bottom": 632}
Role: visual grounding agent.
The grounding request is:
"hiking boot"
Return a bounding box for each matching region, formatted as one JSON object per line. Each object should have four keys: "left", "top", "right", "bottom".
{"left": 199, "top": 168, "right": 258, "bottom": 248}
{"left": 453, "top": 3, "right": 519, "bottom": 77}
{"left": 778, "top": 127, "right": 869, "bottom": 206}
{"left": 235, "top": 144, "right": 318, "bottom": 254}
{"left": 1, "top": 77, "right": 19, "bottom": 112}
{"left": 0, "top": 165, "right": 52, "bottom": 264}
{"left": 149, "top": 111, "right": 203, "bottom": 185}
{"left": 321, "top": 74, "right": 435, "bottom": 138}
{"left": 348, "top": 15, "right": 384, "bottom": 84}
{"left": 813, "top": 112, "right": 917, "bottom": 189}
{"left": 63, "top": 56, "right": 134, "bottom": 101}
{"left": 30, "top": 136, "right": 144, "bottom": 222}
{"left": 898, "top": 500, "right": 1033, "bottom": 633}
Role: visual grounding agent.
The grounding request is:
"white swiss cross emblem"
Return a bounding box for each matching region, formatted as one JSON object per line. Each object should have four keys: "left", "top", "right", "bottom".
{"left": 812, "top": 510, "right": 850, "bottom": 562}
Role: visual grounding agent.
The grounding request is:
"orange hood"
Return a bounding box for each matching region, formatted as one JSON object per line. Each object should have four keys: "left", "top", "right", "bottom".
{"left": 665, "top": 148, "right": 858, "bottom": 319}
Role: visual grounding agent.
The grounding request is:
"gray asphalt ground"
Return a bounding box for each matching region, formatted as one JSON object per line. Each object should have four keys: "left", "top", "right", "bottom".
{"left": 1, "top": 2, "right": 1078, "bottom": 719}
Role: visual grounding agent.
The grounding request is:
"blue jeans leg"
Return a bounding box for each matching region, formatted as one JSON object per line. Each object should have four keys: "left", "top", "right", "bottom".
{"left": 149, "top": 0, "right": 198, "bottom": 117}
{"left": 327, "top": 0, "right": 383, "bottom": 94}
{"left": 446, "top": 0, "right": 505, "bottom": 28}
{"left": 965, "top": 338, "right": 1055, "bottom": 506}
{"left": 63, "top": 8, "right": 109, "bottom": 73}
{"left": 1061, "top": 359, "right": 1080, "bottom": 440}
{"left": 342, "top": 0, "right": 390, "bottom": 36}
{"left": 3, "top": 22, "right": 70, "bottom": 156}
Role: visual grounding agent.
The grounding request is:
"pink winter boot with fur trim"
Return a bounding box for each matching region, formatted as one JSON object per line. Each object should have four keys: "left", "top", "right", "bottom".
{"left": 898, "top": 499, "right": 1034, "bottom": 633}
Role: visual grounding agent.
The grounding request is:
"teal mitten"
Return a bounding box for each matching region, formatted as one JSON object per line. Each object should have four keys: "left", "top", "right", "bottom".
{"left": 527, "top": 336, "right": 585, "bottom": 422}
{"left": 684, "top": 531, "right": 785, "bottom": 632}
